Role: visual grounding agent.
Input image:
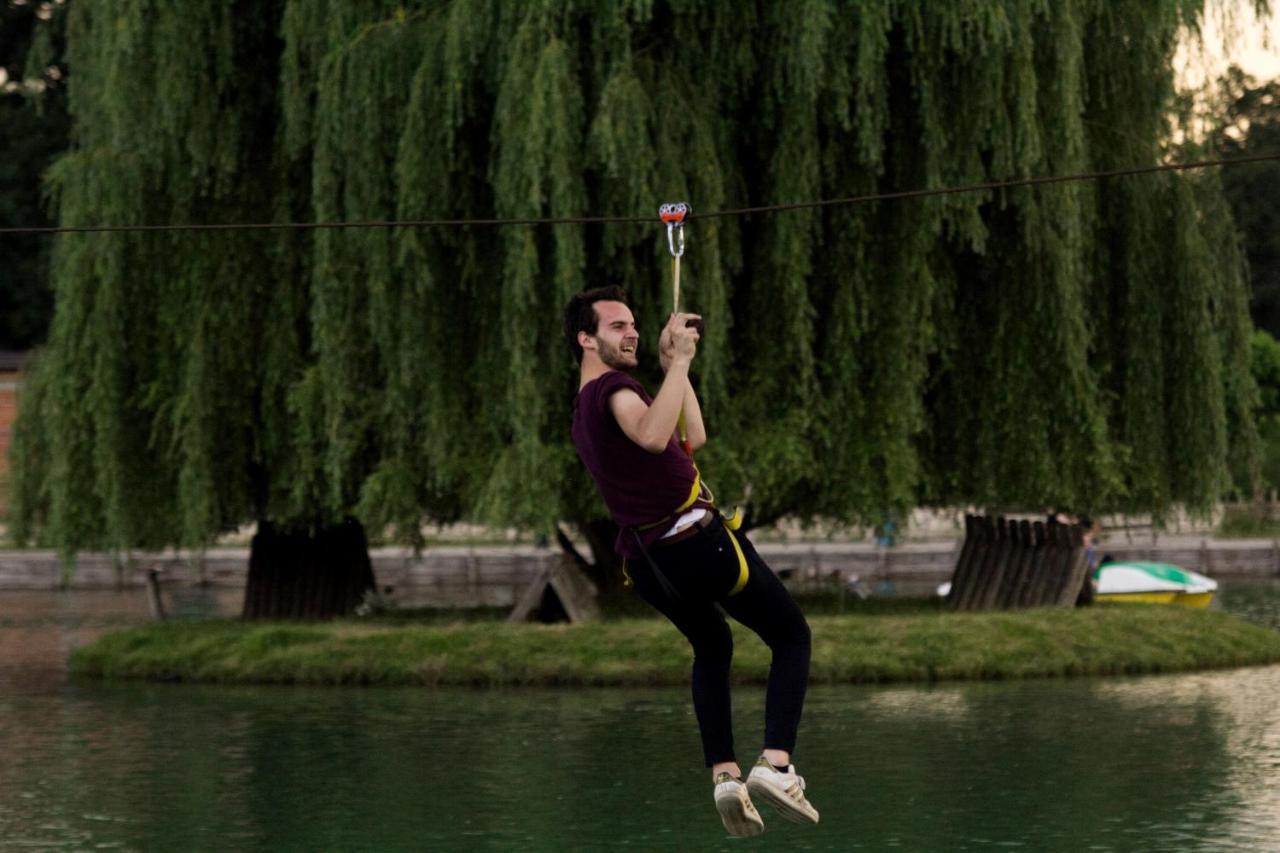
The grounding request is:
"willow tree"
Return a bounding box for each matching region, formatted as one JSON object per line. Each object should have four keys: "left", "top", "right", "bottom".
{"left": 10, "top": 0, "right": 1261, "bottom": 613}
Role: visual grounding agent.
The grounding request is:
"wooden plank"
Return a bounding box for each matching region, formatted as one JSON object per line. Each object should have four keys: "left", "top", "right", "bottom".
{"left": 547, "top": 557, "right": 601, "bottom": 622}
{"left": 964, "top": 516, "right": 1000, "bottom": 611}
{"left": 976, "top": 517, "right": 1013, "bottom": 610}
{"left": 1030, "top": 522, "right": 1061, "bottom": 607}
{"left": 508, "top": 566, "right": 552, "bottom": 622}
{"left": 1040, "top": 523, "right": 1075, "bottom": 607}
{"left": 997, "top": 519, "right": 1034, "bottom": 609}
{"left": 946, "top": 514, "right": 979, "bottom": 609}
{"left": 956, "top": 516, "right": 993, "bottom": 611}
{"left": 1057, "top": 525, "right": 1090, "bottom": 607}
{"left": 509, "top": 556, "right": 600, "bottom": 623}
{"left": 1019, "top": 521, "right": 1049, "bottom": 607}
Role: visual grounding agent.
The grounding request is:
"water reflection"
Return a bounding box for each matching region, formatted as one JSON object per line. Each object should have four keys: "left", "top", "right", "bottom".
{"left": 814, "top": 677, "right": 1245, "bottom": 851}
{"left": 2, "top": 584, "right": 1280, "bottom": 849}
{"left": 4, "top": 677, "right": 1279, "bottom": 851}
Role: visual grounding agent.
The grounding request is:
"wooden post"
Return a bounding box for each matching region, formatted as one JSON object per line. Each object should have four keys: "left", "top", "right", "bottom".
{"left": 1033, "top": 522, "right": 1065, "bottom": 606}
{"left": 146, "top": 567, "right": 167, "bottom": 621}
{"left": 509, "top": 555, "right": 600, "bottom": 623}
{"left": 997, "top": 519, "right": 1033, "bottom": 609}
{"left": 1021, "top": 521, "right": 1050, "bottom": 607}
{"left": 946, "top": 514, "right": 979, "bottom": 610}
{"left": 968, "top": 516, "right": 997, "bottom": 610}
{"left": 976, "top": 517, "right": 1013, "bottom": 610}
{"left": 1057, "top": 525, "right": 1090, "bottom": 607}
{"left": 956, "top": 516, "right": 993, "bottom": 611}
{"left": 1044, "top": 523, "right": 1077, "bottom": 606}
{"left": 964, "top": 516, "right": 1000, "bottom": 611}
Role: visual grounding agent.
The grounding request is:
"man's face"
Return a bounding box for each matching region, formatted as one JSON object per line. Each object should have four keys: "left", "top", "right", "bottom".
{"left": 582, "top": 300, "right": 639, "bottom": 369}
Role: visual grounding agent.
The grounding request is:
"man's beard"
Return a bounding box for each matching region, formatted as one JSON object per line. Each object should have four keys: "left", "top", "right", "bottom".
{"left": 598, "top": 339, "right": 637, "bottom": 370}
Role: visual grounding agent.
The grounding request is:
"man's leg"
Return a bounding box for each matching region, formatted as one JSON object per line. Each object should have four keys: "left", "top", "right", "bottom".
{"left": 627, "top": 551, "right": 764, "bottom": 837}
{"left": 719, "top": 532, "right": 811, "bottom": 757}
{"left": 626, "top": 551, "right": 738, "bottom": 768}
{"left": 718, "top": 531, "right": 819, "bottom": 824}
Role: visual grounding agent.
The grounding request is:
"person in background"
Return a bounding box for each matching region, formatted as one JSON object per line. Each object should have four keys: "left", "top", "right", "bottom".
{"left": 1076, "top": 514, "right": 1102, "bottom": 605}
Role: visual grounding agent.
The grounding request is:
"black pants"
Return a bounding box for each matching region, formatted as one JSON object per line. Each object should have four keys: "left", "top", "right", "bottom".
{"left": 628, "top": 514, "right": 812, "bottom": 767}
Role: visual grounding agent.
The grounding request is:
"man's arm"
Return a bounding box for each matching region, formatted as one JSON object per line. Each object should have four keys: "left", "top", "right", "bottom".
{"left": 611, "top": 312, "right": 701, "bottom": 454}
{"left": 659, "top": 313, "right": 706, "bottom": 451}
{"left": 677, "top": 381, "right": 707, "bottom": 451}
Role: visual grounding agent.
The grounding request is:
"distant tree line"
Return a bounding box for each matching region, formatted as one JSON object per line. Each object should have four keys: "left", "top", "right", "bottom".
{"left": 6, "top": 1, "right": 1276, "bottom": 614}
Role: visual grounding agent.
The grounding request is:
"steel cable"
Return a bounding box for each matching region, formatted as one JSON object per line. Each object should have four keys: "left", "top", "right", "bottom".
{"left": 1, "top": 152, "right": 1277, "bottom": 236}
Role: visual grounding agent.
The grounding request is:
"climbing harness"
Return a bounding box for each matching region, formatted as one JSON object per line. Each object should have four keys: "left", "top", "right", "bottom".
{"left": 626, "top": 508, "right": 750, "bottom": 600}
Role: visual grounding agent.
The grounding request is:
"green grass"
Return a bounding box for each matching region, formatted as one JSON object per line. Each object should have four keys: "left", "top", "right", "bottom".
{"left": 69, "top": 602, "right": 1280, "bottom": 687}
{"left": 1217, "top": 503, "right": 1280, "bottom": 538}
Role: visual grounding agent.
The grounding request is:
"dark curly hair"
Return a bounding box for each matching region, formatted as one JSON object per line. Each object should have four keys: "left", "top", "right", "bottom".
{"left": 563, "top": 286, "right": 630, "bottom": 363}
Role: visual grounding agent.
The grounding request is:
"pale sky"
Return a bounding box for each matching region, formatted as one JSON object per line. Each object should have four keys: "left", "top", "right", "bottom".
{"left": 1177, "top": 1, "right": 1280, "bottom": 88}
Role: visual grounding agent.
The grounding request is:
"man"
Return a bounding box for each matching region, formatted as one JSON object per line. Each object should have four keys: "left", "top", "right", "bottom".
{"left": 564, "top": 285, "right": 817, "bottom": 837}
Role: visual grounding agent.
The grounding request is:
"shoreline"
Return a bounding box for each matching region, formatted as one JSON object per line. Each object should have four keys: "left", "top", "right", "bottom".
{"left": 4, "top": 537, "right": 1279, "bottom": 615}
{"left": 69, "top": 605, "right": 1280, "bottom": 688}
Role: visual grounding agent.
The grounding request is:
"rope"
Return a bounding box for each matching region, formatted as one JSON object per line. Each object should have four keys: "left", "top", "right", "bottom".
{"left": 1, "top": 152, "right": 1277, "bottom": 237}
{"left": 658, "top": 201, "right": 691, "bottom": 449}
{"left": 672, "top": 254, "right": 680, "bottom": 313}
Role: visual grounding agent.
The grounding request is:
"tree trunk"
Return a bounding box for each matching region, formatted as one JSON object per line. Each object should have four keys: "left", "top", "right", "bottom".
{"left": 242, "top": 518, "right": 376, "bottom": 620}
{"left": 579, "top": 518, "right": 625, "bottom": 595}
{"left": 555, "top": 518, "right": 627, "bottom": 600}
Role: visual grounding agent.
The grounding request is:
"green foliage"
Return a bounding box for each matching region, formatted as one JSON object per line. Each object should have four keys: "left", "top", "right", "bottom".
{"left": 1248, "top": 329, "right": 1280, "bottom": 490}
{"left": 1210, "top": 66, "right": 1280, "bottom": 338}
{"left": 9, "top": 0, "right": 1262, "bottom": 555}
{"left": 1250, "top": 330, "right": 1280, "bottom": 417}
{"left": 1217, "top": 502, "right": 1280, "bottom": 537}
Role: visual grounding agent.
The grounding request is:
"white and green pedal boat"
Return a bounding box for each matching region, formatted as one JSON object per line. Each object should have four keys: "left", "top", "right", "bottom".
{"left": 1094, "top": 561, "right": 1217, "bottom": 608}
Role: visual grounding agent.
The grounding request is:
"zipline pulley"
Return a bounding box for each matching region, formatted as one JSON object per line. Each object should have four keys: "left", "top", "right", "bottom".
{"left": 658, "top": 202, "right": 688, "bottom": 258}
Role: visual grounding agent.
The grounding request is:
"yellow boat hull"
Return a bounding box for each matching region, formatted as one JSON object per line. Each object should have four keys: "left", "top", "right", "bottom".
{"left": 1097, "top": 591, "right": 1215, "bottom": 608}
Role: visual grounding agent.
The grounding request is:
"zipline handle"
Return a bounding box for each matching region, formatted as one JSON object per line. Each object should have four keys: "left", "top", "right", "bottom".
{"left": 659, "top": 201, "right": 694, "bottom": 454}
{"left": 658, "top": 202, "right": 689, "bottom": 259}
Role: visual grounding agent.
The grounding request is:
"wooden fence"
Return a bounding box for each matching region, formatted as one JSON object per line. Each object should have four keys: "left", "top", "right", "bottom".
{"left": 946, "top": 515, "right": 1090, "bottom": 610}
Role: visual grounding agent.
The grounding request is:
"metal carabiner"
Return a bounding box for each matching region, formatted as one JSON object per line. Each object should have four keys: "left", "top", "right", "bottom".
{"left": 658, "top": 202, "right": 689, "bottom": 258}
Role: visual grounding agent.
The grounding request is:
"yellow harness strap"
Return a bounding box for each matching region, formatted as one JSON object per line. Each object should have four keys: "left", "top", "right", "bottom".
{"left": 724, "top": 525, "right": 749, "bottom": 596}
{"left": 676, "top": 469, "right": 702, "bottom": 513}
{"left": 623, "top": 518, "right": 749, "bottom": 596}
{"left": 623, "top": 468, "right": 749, "bottom": 596}
{"left": 636, "top": 469, "right": 703, "bottom": 532}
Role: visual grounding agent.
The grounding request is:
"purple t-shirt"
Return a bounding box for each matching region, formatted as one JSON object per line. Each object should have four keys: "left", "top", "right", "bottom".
{"left": 571, "top": 370, "right": 711, "bottom": 557}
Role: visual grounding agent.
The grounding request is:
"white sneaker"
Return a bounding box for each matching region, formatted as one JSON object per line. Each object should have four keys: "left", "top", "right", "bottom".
{"left": 714, "top": 772, "right": 765, "bottom": 837}
{"left": 746, "top": 756, "right": 820, "bottom": 824}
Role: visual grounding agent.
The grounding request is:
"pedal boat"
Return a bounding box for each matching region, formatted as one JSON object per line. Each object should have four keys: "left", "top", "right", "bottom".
{"left": 1094, "top": 561, "right": 1217, "bottom": 608}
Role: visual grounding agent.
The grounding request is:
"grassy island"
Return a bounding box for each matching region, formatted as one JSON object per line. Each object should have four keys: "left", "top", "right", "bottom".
{"left": 70, "top": 601, "right": 1280, "bottom": 687}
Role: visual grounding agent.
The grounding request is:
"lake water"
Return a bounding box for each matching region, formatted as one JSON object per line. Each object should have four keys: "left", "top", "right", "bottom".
{"left": 4, "top": 584, "right": 1280, "bottom": 850}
